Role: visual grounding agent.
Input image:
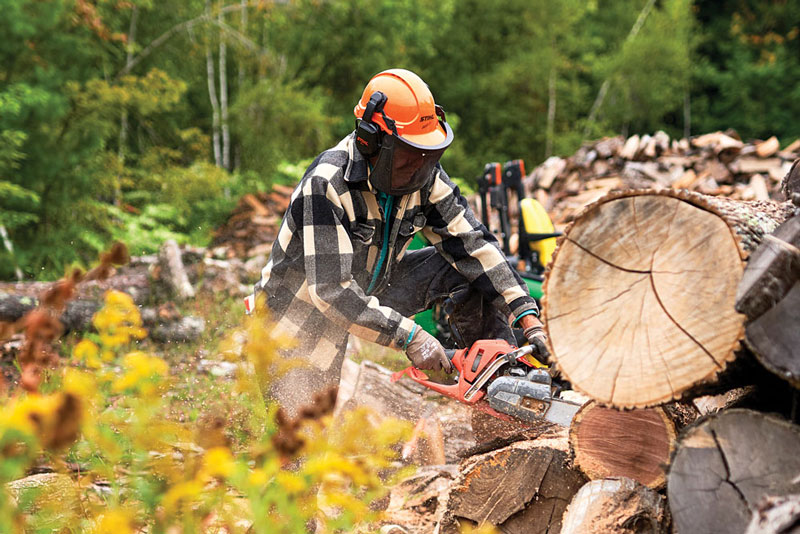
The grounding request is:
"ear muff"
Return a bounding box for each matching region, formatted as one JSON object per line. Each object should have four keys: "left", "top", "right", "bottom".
{"left": 355, "top": 92, "right": 387, "bottom": 158}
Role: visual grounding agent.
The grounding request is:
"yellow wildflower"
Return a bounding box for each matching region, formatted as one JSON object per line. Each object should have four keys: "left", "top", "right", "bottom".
{"left": 161, "top": 479, "right": 204, "bottom": 513}
{"left": 112, "top": 351, "right": 169, "bottom": 395}
{"left": 62, "top": 368, "right": 98, "bottom": 406}
{"left": 200, "top": 446, "right": 236, "bottom": 479}
{"left": 91, "top": 509, "right": 135, "bottom": 534}
{"left": 73, "top": 339, "right": 103, "bottom": 369}
{"left": 276, "top": 471, "right": 306, "bottom": 494}
{"left": 93, "top": 290, "right": 147, "bottom": 350}
{"left": 248, "top": 468, "right": 269, "bottom": 487}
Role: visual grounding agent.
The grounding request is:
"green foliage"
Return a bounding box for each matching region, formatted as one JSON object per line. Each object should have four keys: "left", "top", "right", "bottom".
{"left": 230, "top": 77, "right": 338, "bottom": 178}
{"left": 691, "top": 0, "right": 800, "bottom": 141}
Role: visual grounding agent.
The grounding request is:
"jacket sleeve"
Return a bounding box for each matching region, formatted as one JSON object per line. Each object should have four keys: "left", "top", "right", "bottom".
{"left": 299, "top": 174, "right": 417, "bottom": 349}
{"left": 421, "top": 168, "right": 539, "bottom": 322}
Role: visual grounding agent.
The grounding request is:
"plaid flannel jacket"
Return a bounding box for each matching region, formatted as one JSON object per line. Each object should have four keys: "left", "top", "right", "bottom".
{"left": 255, "top": 133, "right": 538, "bottom": 369}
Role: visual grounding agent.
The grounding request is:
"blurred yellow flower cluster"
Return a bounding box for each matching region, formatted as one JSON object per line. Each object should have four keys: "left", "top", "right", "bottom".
{"left": 112, "top": 351, "right": 169, "bottom": 396}
{"left": 0, "top": 287, "right": 414, "bottom": 534}
{"left": 92, "top": 290, "right": 147, "bottom": 349}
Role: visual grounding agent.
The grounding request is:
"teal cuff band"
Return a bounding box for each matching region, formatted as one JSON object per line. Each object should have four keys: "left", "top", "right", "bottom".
{"left": 512, "top": 309, "right": 538, "bottom": 327}
{"left": 404, "top": 324, "right": 418, "bottom": 350}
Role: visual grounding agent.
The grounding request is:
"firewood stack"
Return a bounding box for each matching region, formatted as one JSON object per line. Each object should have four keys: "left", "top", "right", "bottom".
{"left": 528, "top": 130, "right": 799, "bottom": 227}
{"left": 536, "top": 137, "right": 800, "bottom": 532}
{"left": 210, "top": 184, "right": 295, "bottom": 259}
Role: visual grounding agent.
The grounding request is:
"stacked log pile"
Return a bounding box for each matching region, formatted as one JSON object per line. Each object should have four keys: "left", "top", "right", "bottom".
{"left": 527, "top": 130, "right": 799, "bottom": 227}
{"left": 537, "top": 145, "right": 800, "bottom": 532}
{"left": 209, "top": 184, "right": 294, "bottom": 259}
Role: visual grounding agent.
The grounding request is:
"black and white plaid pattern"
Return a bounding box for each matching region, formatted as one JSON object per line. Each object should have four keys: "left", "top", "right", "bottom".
{"left": 255, "top": 133, "right": 538, "bottom": 369}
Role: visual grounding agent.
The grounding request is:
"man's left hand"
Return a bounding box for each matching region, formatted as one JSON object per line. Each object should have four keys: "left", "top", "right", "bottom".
{"left": 519, "top": 314, "right": 551, "bottom": 365}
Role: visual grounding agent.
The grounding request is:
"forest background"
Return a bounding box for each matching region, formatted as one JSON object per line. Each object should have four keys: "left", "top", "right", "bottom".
{"left": 2, "top": 0, "right": 799, "bottom": 280}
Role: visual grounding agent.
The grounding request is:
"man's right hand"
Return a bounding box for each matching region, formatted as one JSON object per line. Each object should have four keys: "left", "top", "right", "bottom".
{"left": 405, "top": 328, "right": 453, "bottom": 373}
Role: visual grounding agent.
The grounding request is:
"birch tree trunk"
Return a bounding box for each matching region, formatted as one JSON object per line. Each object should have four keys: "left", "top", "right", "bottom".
{"left": 218, "top": 5, "right": 230, "bottom": 170}
{"left": 545, "top": 65, "right": 556, "bottom": 159}
{"left": 206, "top": 0, "right": 222, "bottom": 167}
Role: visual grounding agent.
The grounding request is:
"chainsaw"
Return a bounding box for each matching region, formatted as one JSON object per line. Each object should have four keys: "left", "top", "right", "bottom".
{"left": 391, "top": 338, "right": 581, "bottom": 427}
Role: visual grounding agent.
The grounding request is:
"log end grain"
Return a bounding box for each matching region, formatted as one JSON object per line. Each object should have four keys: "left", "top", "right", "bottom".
{"left": 544, "top": 190, "right": 750, "bottom": 408}
{"left": 570, "top": 402, "right": 676, "bottom": 489}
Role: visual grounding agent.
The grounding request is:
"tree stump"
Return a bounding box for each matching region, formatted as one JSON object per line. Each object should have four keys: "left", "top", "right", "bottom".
{"left": 570, "top": 401, "right": 677, "bottom": 489}
{"left": 667, "top": 409, "right": 800, "bottom": 534}
{"left": 543, "top": 190, "right": 794, "bottom": 408}
{"left": 561, "top": 477, "right": 670, "bottom": 534}
{"left": 446, "top": 440, "right": 585, "bottom": 532}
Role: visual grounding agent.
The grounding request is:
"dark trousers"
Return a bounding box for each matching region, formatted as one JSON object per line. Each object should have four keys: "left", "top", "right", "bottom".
{"left": 375, "top": 247, "right": 516, "bottom": 347}
{"left": 270, "top": 247, "right": 515, "bottom": 417}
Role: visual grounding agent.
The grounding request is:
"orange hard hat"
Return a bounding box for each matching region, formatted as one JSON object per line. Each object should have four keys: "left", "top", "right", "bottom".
{"left": 354, "top": 69, "right": 453, "bottom": 150}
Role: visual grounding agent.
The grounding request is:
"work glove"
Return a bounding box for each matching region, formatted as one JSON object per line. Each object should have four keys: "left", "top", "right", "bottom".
{"left": 521, "top": 316, "right": 551, "bottom": 365}
{"left": 405, "top": 327, "right": 454, "bottom": 373}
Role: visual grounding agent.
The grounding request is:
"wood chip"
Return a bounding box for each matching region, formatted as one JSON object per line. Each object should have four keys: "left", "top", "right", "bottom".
{"left": 756, "top": 136, "right": 780, "bottom": 158}
{"left": 749, "top": 174, "right": 770, "bottom": 200}
{"left": 619, "top": 135, "right": 640, "bottom": 160}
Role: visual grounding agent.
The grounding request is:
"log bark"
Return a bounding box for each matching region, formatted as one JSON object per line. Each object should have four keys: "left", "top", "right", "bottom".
{"left": 0, "top": 293, "right": 203, "bottom": 343}
{"left": 333, "top": 358, "right": 476, "bottom": 463}
{"left": 569, "top": 401, "right": 677, "bottom": 489}
{"left": 446, "top": 440, "right": 585, "bottom": 532}
{"left": 745, "top": 282, "right": 800, "bottom": 388}
{"left": 736, "top": 216, "right": 800, "bottom": 321}
{"left": 543, "top": 189, "right": 794, "bottom": 408}
{"left": 667, "top": 409, "right": 800, "bottom": 534}
{"left": 561, "top": 477, "right": 670, "bottom": 534}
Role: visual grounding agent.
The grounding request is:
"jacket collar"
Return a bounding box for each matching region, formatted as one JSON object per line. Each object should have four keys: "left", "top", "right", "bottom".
{"left": 343, "top": 132, "right": 370, "bottom": 186}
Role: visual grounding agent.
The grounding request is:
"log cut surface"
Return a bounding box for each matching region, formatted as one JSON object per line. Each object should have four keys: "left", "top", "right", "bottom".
{"left": 667, "top": 409, "right": 800, "bottom": 534}
{"left": 446, "top": 439, "right": 584, "bottom": 532}
{"left": 545, "top": 190, "right": 753, "bottom": 407}
{"left": 561, "top": 477, "right": 670, "bottom": 534}
{"left": 570, "top": 402, "right": 676, "bottom": 488}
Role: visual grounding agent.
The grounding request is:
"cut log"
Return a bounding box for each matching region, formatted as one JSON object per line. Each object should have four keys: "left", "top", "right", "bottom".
{"left": 745, "top": 282, "right": 800, "bottom": 388}
{"left": 736, "top": 216, "right": 800, "bottom": 320}
{"left": 667, "top": 409, "right": 800, "bottom": 534}
{"left": 560, "top": 477, "right": 670, "bottom": 534}
{"left": 333, "top": 358, "right": 476, "bottom": 463}
{"left": 385, "top": 465, "right": 460, "bottom": 533}
{"left": 745, "top": 494, "right": 800, "bottom": 534}
{"left": 446, "top": 440, "right": 585, "bottom": 531}
{"left": 782, "top": 159, "right": 800, "bottom": 198}
{"left": 569, "top": 402, "right": 676, "bottom": 489}
{"left": 156, "top": 239, "right": 195, "bottom": 300}
{"left": 543, "top": 189, "right": 794, "bottom": 408}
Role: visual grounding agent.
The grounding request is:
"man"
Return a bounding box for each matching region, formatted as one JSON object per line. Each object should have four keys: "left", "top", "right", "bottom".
{"left": 254, "top": 68, "right": 549, "bottom": 416}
